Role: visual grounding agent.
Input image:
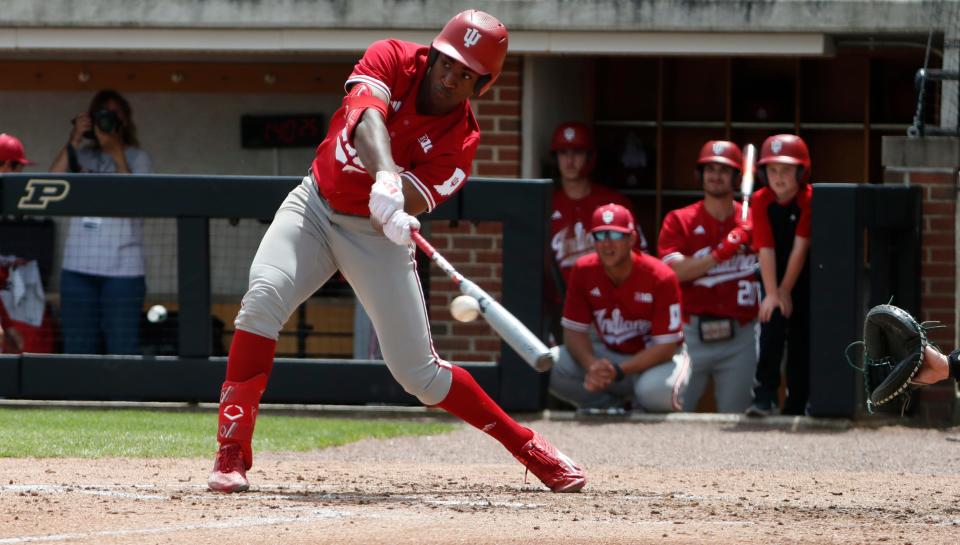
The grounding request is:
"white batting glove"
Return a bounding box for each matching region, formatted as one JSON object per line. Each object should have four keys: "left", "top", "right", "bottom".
{"left": 383, "top": 210, "right": 420, "bottom": 246}
{"left": 369, "top": 171, "right": 404, "bottom": 226}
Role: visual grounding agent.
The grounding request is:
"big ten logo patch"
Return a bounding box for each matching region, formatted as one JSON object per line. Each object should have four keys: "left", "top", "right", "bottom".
{"left": 18, "top": 179, "right": 71, "bottom": 210}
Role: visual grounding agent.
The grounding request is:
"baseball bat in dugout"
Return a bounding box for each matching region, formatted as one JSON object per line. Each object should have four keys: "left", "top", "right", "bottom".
{"left": 410, "top": 230, "right": 555, "bottom": 372}
{"left": 740, "top": 143, "right": 757, "bottom": 221}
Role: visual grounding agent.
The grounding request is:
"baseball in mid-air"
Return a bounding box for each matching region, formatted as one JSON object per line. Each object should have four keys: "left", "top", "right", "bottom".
{"left": 450, "top": 295, "right": 480, "bottom": 322}
{"left": 147, "top": 304, "right": 168, "bottom": 323}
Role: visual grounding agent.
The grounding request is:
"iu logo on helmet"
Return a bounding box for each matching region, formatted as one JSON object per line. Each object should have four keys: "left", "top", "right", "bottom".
{"left": 463, "top": 28, "right": 481, "bottom": 48}
{"left": 771, "top": 139, "right": 783, "bottom": 154}
{"left": 602, "top": 210, "right": 615, "bottom": 224}
{"left": 712, "top": 142, "right": 724, "bottom": 155}
{"left": 18, "top": 179, "right": 71, "bottom": 210}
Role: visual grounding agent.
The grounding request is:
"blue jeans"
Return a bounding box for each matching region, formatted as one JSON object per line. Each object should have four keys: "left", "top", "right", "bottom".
{"left": 60, "top": 270, "right": 146, "bottom": 355}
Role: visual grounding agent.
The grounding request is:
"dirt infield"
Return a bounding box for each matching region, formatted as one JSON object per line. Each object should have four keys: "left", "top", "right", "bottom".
{"left": 2, "top": 417, "right": 960, "bottom": 544}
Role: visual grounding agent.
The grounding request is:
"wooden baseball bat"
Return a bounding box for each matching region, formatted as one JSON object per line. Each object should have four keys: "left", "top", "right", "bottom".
{"left": 740, "top": 143, "right": 756, "bottom": 221}
{"left": 410, "top": 230, "right": 555, "bottom": 372}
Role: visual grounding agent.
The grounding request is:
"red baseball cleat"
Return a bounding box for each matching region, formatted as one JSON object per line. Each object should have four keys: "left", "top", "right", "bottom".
{"left": 207, "top": 443, "right": 250, "bottom": 493}
{"left": 514, "top": 432, "right": 586, "bottom": 493}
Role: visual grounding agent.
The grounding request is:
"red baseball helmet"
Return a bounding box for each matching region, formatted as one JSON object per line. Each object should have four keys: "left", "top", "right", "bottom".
{"left": 758, "top": 134, "right": 811, "bottom": 182}
{"left": 0, "top": 133, "right": 34, "bottom": 165}
{"left": 432, "top": 10, "right": 508, "bottom": 97}
{"left": 590, "top": 203, "right": 635, "bottom": 234}
{"left": 551, "top": 122, "right": 593, "bottom": 152}
{"left": 697, "top": 140, "right": 742, "bottom": 171}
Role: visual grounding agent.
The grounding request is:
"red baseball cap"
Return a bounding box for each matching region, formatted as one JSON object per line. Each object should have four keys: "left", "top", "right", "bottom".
{"left": 590, "top": 203, "right": 635, "bottom": 234}
{"left": 0, "top": 134, "right": 34, "bottom": 165}
{"left": 551, "top": 122, "right": 593, "bottom": 152}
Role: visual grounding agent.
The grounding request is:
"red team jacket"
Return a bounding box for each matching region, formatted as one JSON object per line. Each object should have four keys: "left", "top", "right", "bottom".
{"left": 658, "top": 201, "right": 760, "bottom": 323}
{"left": 311, "top": 39, "right": 480, "bottom": 215}
{"left": 561, "top": 251, "right": 683, "bottom": 355}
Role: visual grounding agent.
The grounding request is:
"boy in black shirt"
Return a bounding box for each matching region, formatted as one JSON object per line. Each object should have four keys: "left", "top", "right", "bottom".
{"left": 745, "top": 134, "right": 813, "bottom": 416}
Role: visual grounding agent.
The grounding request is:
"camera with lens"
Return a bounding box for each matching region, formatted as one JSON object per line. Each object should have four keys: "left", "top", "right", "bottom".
{"left": 82, "top": 109, "right": 121, "bottom": 139}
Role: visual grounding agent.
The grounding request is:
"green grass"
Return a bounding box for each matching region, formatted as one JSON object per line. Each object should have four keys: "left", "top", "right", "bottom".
{"left": 0, "top": 408, "right": 454, "bottom": 458}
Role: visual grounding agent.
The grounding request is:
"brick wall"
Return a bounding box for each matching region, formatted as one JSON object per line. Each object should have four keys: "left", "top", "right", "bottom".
{"left": 913, "top": 170, "right": 958, "bottom": 350}
{"left": 915, "top": 169, "right": 959, "bottom": 424}
{"left": 425, "top": 221, "right": 504, "bottom": 362}
{"left": 426, "top": 57, "right": 522, "bottom": 364}
{"left": 916, "top": 171, "right": 960, "bottom": 423}
{"left": 881, "top": 138, "right": 960, "bottom": 424}
{"left": 885, "top": 169, "right": 958, "bottom": 423}
{"left": 471, "top": 57, "right": 522, "bottom": 178}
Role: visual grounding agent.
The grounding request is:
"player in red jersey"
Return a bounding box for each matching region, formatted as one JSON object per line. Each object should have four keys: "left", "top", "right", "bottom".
{"left": 658, "top": 141, "right": 759, "bottom": 413}
{"left": 0, "top": 134, "right": 38, "bottom": 354}
{"left": 549, "top": 122, "right": 647, "bottom": 283}
{"left": 549, "top": 203, "right": 690, "bottom": 411}
{"left": 0, "top": 134, "right": 30, "bottom": 351}
{"left": 207, "top": 10, "right": 585, "bottom": 494}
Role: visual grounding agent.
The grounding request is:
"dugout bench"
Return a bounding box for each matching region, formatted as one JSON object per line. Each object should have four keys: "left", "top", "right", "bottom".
{"left": 0, "top": 173, "right": 552, "bottom": 412}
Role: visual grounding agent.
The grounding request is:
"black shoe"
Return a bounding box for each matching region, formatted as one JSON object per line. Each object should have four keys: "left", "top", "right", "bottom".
{"left": 745, "top": 400, "right": 779, "bottom": 417}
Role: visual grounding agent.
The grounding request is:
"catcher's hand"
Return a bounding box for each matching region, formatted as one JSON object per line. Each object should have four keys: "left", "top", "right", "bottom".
{"left": 845, "top": 304, "right": 939, "bottom": 412}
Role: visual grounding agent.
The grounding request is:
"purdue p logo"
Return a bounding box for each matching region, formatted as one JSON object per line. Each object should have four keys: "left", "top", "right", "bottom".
{"left": 18, "top": 179, "right": 71, "bottom": 210}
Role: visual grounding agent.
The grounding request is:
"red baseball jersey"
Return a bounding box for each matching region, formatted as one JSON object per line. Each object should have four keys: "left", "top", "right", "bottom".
{"left": 311, "top": 39, "right": 480, "bottom": 216}
{"left": 551, "top": 183, "right": 647, "bottom": 281}
{"left": 658, "top": 201, "right": 759, "bottom": 322}
{"left": 750, "top": 184, "right": 813, "bottom": 250}
{"left": 562, "top": 251, "right": 683, "bottom": 354}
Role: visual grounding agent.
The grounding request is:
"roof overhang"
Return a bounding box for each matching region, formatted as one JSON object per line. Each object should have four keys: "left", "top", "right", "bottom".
{"left": 0, "top": 28, "right": 834, "bottom": 58}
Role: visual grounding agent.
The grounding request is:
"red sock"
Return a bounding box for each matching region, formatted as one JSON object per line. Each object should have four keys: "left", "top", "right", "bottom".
{"left": 217, "top": 373, "right": 268, "bottom": 468}
{"left": 437, "top": 365, "right": 534, "bottom": 455}
{"left": 225, "top": 329, "right": 277, "bottom": 382}
{"left": 218, "top": 329, "right": 276, "bottom": 468}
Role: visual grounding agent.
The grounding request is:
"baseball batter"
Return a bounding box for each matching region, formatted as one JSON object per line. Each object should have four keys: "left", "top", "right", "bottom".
{"left": 207, "top": 10, "right": 585, "bottom": 494}
{"left": 658, "top": 141, "right": 760, "bottom": 413}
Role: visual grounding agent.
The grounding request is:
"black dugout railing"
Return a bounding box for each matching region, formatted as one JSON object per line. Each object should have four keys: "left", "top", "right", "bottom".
{"left": 0, "top": 173, "right": 552, "bottom": 411}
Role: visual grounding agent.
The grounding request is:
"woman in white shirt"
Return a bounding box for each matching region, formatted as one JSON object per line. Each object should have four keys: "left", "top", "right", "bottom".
{"left": 50, "top": 89, "right": 152, "bottom": 354}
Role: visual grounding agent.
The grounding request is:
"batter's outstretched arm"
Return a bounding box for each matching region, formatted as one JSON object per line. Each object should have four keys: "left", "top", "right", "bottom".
{"left": 354, "top": 107, "right": 397, "bottom": 175}
{"left": 354, "top": 100, "right": 429, "bottom": 216}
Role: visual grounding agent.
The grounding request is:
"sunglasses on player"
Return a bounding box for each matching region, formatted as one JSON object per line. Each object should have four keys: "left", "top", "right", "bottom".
{"left": 592, "top": 230, "right": 627, "bottom": 241}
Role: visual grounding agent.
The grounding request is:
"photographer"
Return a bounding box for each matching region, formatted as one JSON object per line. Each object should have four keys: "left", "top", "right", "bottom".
{"left": 50, "top": 89, "right": 152, "bottom": 355}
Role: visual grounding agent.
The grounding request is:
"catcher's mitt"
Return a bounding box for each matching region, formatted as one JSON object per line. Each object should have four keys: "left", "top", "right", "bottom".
{"left": 845, "top": 304, "right": 939, "bottom": 413}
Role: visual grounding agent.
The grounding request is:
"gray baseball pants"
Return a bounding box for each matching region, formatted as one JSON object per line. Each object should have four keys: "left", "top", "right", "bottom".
{"left": 680, "top": 317, "right": 759, "bottom": 413}
{"left": 234, "top": 176, "right": 453, "bottom": 405}
{"left": 549, "top": 341, "right": 690, "bottom": 412}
